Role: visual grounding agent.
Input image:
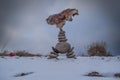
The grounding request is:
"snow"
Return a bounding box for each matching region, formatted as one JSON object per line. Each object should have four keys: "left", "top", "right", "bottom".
{"left": 0, "top": 56, "right": 120, "bottom": 80}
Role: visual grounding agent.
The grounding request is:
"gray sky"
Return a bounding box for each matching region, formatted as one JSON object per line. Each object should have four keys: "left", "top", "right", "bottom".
{"left": 0, "top": 0, "right": 120, "bottom": 55}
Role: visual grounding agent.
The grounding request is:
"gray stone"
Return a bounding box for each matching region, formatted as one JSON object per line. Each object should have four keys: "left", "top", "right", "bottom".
{"left": 55, "top": 42, "right": 71, "bottom": 53}
{"left": 59, "top": 31, "right": 65, "bottom": 34}
{"left": 58, "top": 39, "right": 67, "bottom": 42}
{"left": 58, "top": 34, "right": 65, "bottom": 36}
{"left": 58, "top": 36, "right": 66, "bottom": 39}
{"left": 48, "top": 52, "right": 58, "bottom": 58}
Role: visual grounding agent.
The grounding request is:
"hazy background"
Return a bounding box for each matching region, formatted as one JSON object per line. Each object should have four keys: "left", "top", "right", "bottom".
{"left": 0, "top": 0, "right": 120, "bottom": 55}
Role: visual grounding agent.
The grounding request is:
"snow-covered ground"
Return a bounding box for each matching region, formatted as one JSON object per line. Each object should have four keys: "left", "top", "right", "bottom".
{"left": 0, "top": 56, "right": 120, "bottom": 80}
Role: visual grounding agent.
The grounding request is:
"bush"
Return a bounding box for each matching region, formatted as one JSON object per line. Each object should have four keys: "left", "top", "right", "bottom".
{"left": 0, "top": 53, "right": 9, "bottom": 56}
{"left": 0, "top": 51, "right": 9, "bottom": 56}
{"left": 87, "top": 42, "right": 112, "bottom": 56}
{"left": 114, "top": 73, "right": 120, "bottom": 78}
{"left": 85, "top": 71, "right": 103, "bottom": 77}
{"left": 15, "top": 50, "right": 41, "bottom": 57}
{"left": 0, "top": 50, "right": 42, "bottom": 57}
{"left": 14, "top": 72, "right": 34, "bottom": 77}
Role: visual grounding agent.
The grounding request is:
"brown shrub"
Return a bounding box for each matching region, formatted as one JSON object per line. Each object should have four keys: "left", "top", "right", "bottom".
{"left": 86, "top": 71, "right": 102, "bottom": 77}
{"left": 0, "top": 53, "right": 9, "bottom": 56}
{"left": 15, "top": 51, "right": 41, "bottom": 57}
{"left": 0, "top": 50, "right": 42, "bottom": 57}
{"left": 114, "top": 73, "right": 120, "bottom": 78}
{"left": 15, "top": 51, "right": 34, "bottom": 57}
{"left": 0, "top": 51, "right": 9, "bottom": 56}
{"left": 87, "top": 42, "right": 112, "bottom": 56}
{"left": 14, "top": 72, "right": 34, "bottom": 77}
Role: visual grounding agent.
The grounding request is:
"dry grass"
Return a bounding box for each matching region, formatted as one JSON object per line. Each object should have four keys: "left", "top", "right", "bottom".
{"left": 114, "top": 73, "right": 120, "bottom": 78}
{"left": 87, "top": 42, "right": 112, "bottom": 56}
{"left": 15, "top": 51, "right": 42, "bottom": 57}
{"left": 0, "top": 50, "right": 42, "bottom": 57}
{"left": 0, "top": 53, "right": 9, "bottom": 56}
{"left": 0, "top": 51, "right": 9, "bottom": 56}
{"left": 14, "top": 72, "right": 34, "bottom": 77}
{"left": 85, "top": 71, "right": 103, "bottom": 77}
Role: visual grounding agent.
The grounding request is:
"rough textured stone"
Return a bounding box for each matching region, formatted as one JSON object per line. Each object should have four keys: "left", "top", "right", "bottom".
{"left": 55, "top": 42, "right": 71, "bottom": 53}
{"left": 49, "top": 52, "right": 58, "bottom": 58}
{"left": 58, "top": 36, "right": 66, "bottom": 39}
{"left": 58, "top": 34, "right": 65, "bottom": 36}
{"left": 58, "top": 39, "right": 67, "bottom": 42}
{"left": 59, "top": 31, "right": 65, "bottom": 34}
{"left": 67, "top": 54, "right": 75, "bottom": 58}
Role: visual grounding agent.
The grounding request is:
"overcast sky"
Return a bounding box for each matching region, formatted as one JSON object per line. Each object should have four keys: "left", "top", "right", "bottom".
{"left": 0, "top": 0, "right": 120, "bottom": 55}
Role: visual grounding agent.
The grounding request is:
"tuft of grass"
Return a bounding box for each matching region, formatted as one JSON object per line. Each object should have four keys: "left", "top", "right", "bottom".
{"left": 15, "top": 51, "right": 42, "bottom": 57}
{"left": 0, "top": 50, "right": 42, "bottom": 57}
{"left": 15, "top": 51, "right": 34, "bottom": 57}
{"left": 87, "top": 42, "right": 112, "bottom": 56}
{"left": 0, "top": 53, "right": 9, "bottom": 56}
{"left": 14, "top": 72, "right": 34, "bottom": 77}
{"left": 0, "top": 51, "right": 9, "bottom": 56}
{"left": 85, "top": 71, "right": 103, "bottom": 77}
{"left": 114, "top": 73, "right": 120, "bottom": 78}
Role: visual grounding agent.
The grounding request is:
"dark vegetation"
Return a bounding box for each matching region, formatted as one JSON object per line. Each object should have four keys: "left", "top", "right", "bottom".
{"left": 14, "top": 72, "right": 34, "bottom": 77}
{"left": 85, "top": 71, "right": 120, "bottom": 78}
{"left": 87, "top": 42, "right": 112, "bottom": 56}
{"left": 0, "top": 42, "right": 113, "bottom": 57}
{"left": 85, "top": 71, "right": 103, "bottom": 77}
{"left": 114, "top": 73, "right": 120, "bottom": 78}
{"left": 0, "top": 50, "right": 43, "bottom": 57}
{"left": 15, "top": 51, "right": 42, "bottom": 57}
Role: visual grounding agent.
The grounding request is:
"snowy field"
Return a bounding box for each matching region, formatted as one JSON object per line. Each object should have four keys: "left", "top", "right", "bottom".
{"left": 0, "top": 56, "right": 120, "bottom": 80}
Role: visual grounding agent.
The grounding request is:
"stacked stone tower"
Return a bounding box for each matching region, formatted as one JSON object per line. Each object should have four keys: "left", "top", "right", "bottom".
{"left": 48, "top": 30, "right": 76, "bottom": 59}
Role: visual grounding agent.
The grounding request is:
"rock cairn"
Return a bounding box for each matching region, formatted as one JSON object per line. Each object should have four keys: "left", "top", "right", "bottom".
{"left": 58, "top": 30, "right": 67, "bottom": 42}
{"left": 48, "top": 30, "right": 76, "bottom": 59}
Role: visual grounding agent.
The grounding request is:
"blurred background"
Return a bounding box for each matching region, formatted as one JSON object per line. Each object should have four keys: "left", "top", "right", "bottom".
{"left": 0, "top": 0, "right": 120, "bottom": 55}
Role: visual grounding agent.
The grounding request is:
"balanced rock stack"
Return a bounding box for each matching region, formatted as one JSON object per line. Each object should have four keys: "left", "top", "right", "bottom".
{"left": 48, "top": 30, "right": 76, "bottom": 59}
{"left": 58, "top": 30, "right": 67, "bottom": 42}
{"left": 55, "top": 30, "right": 71, "bottom": 53}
